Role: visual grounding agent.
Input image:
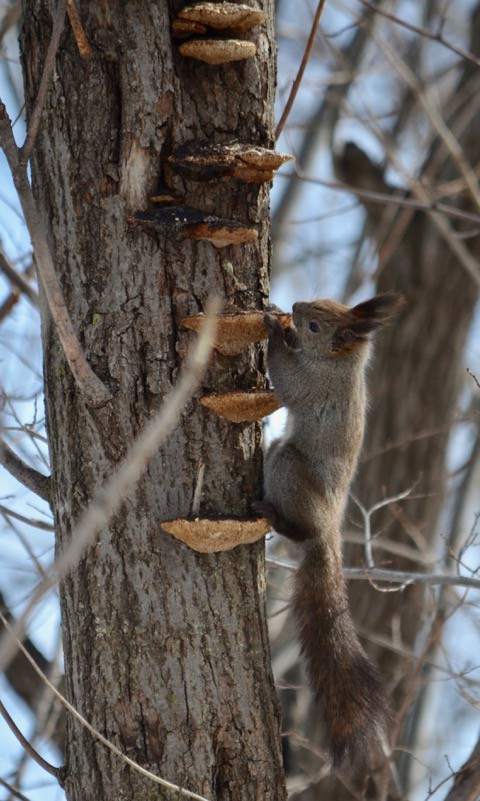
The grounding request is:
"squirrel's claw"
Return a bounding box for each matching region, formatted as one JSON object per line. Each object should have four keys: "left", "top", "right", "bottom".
{"left": 264, "top": 313, "right": 284, "bottom": 339}
{"left": 252, "top": 500, "right": 279, "bottom": 530}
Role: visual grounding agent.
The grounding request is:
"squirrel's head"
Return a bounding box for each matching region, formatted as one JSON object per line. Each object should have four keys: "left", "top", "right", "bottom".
{"left": 291, "top": 292, "right": 405, "bottom": 360}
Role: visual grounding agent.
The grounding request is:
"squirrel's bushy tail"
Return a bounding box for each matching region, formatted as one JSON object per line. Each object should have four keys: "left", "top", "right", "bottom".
{"left": 292, "top": 539, "right": 390, "bottom": 769}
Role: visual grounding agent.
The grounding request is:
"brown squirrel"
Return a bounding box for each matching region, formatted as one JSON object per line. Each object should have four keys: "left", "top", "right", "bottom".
{"left": 256, "top": 293, "right": 404, "bottom": 770}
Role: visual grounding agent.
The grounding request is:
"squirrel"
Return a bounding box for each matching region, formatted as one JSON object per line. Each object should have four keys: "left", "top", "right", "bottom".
{"left": 256, "top": 292, "right": 404, "bottom": 770}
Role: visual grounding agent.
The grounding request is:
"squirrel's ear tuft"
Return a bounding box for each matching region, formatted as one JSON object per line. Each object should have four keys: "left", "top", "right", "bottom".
{"left": 352, "top": 292, "right": 405, "bottom": 323}
{"left": 333, "top": 293, "right": 405, "bottom": 351}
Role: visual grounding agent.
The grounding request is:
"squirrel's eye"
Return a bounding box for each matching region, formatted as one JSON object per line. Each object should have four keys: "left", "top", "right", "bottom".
{"left": 309, "top": 321, "right": 320, "bottom": 333}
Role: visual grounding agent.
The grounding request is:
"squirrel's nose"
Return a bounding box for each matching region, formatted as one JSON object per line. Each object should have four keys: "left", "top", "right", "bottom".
{"left": 292, "top": 302, "right": 306, "bottom": 320}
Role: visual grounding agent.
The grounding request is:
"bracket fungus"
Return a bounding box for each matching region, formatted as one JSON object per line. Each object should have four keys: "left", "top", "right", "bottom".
{"left": 178, "top": 38, "right": 256, "bottom": 65}
{"left": 200, "top": 390, "right": 281, "bottom": 422}
{"left": 172, "top": 19, "right": 208, "bottom": 38}
{"left": 148, "top": 192, "right": 181, "bottom": 204}
{"left": 131, "top": 205, "right": 257, "bottom": 248}
{"left": 181, "top": 309, "right": 292, "bottom": 355}
{"left": 169, "top": 141, "right": 294, "bottom": 183}
{"left": 174, "top": 3, "right": 266, "bottom": 34}
{"left": 161, "top": 515, "right": 270, "bottom": 553}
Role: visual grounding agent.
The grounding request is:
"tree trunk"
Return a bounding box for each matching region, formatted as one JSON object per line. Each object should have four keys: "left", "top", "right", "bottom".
{"left": 20, "top": 2, "right": 285, "bottom": 799}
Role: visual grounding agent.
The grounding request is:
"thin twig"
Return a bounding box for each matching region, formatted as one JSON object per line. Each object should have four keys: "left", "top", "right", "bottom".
{"left": 0, "top": 698, "right": 60, "bottom": 779}
{"left": 388, "top": 610, "right": 443, "bottom": 777}
{"left": 293, "top": 163, "right": 480, "bottom": 286}
{"left": 21, "top": 1, "right": 67, "bottom": 164}
{"left": 0, "top": 289, "right": 19, "bottom": 322}
{"left": 442, "top": 733, "right": 480, "bottom": 801}
{"left": 0, "top": 503, "right": 54, "bottom": 531}
{"left": 1, "top": 509, "right": 49, "bottom": 578}
{"left": 0, "top": 300, "right": 219, "bottom": 673}
{"left": 343, "top": 527, "right": 434, "bottom": 565}
{"left": 266, "top": 555, "right": 480, "bottom": 591}
{"left": 0, "top": 249, "right": 39, "bottom": 307}
{"left": 66, "top": 0, "right": 93, "bottom": 59}
{"left": 359, "top": 0, "right": 480, "bottom": 68}
{"left": 0, "top": 776, "right": 32, "bottom": 801}
{"left": 8, "top": 633, "right": 65, "bottom": 791}
{"left": 369, "top": 27, "right": 480, "bottom": 213}
{"left": 0, "top": 613, "right": 212, "bottom": 801}
{"left": 0, "top": 100, "right": 112, "bottom": 407}
{"left": 191, "top": 461, "right": 205, "bottom": 517}
{"left": 283, "top": 169, "right": 480, "bottom": 227}
{"left": 467, "top": 367, "right": 480, "bottom": 390}
{"left": 348, "top": 567, "right": 480, "bottom": 590}
{"left": 0, "top": 435, "right": 50, "bottom": 500}
{"left": 335, "top": 101, "right": 480, "bottom": 286}
{"left": 275, "top": 0, "right": 327, "bottom": 140}
{"left": 379, "top": 155, "right": 480, "bottom": 291}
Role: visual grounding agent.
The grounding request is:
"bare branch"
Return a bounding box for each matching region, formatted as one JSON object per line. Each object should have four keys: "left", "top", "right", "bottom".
{"left": 21, "top": 1, "right": 67, "bottom": 165}
{"left": 271, "top": 8, "right": 376, "bottom": 253}
{"left": 441, "top": 734, "right": 480, "bottom": 801}
{"left": 266, "top": 556, "right": 480, "bottom": 591}
{"left": 349, "top": 567, "right": 480, "bottom": 591}
{"left": 0, "top": 288, "right": 19, "bottom": 322}
{"left": 0, "top": 248, "right": 39, "bottom": 307}
{"left": 275, "top": 0, "right": 327, "bottom": 140}
{"left": 287, "top": 169, "right": 480, "bottom": 229}
{"left": 0, "top": 590, "right": 50, "bottom": 706}
{"left": 359, "top": 0, "right": 480, "bottom": 68}
{"left": 349, "top": 567, "right": 480, "bottom": 590}
{"left": 328, "top": 142, "right": 480, "bottom": 287}
{"left": 0, "top": 612, "right": 212, "bottom": 801}
{"left": 0, "top": 591, "right": 65, "bottom": 753}
{"left": 0, "top": 300, "right": 219, "bottom": 672}
{"left": 467, "top": 367, "right": 480, "bottom": 390}
{"left": 0, "top": 101, "right": 112, "bottom": 407}
{"left": 0, "top": 435, "right": 50, "bottom": 501}
{"left": 0, "top": 776, "right": 32, "bottom": 801}
{"left": 0, "top": 503, "right": 54, "bottom": 531}
{"left": 0, "top": 699, "right": 60, "bottom": 779}
{"left": 0, "top": 1, "right": 21, "bottom": 48}
{"left": 369, "top": 27, "right": 480, "bottom": 213}
{"left": 1, "top": 510, "right": 49, "bottom": 578}
{"left": 343, "top": 527, "right": 434, "bottom": 566}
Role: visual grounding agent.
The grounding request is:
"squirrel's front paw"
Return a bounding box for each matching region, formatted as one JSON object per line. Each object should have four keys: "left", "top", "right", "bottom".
{"left": 264, "top": 313, "right": 285, "bottom": 340}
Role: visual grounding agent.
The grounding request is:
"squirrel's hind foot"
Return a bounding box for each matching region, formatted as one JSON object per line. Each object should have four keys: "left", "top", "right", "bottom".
{"left": 253, "top": 501, "right": 314, "bottom": 542}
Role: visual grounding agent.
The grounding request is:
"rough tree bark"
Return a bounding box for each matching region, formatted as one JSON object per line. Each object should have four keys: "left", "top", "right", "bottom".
{"left": 20, "top": 2, "right": 285, "bottom": 800}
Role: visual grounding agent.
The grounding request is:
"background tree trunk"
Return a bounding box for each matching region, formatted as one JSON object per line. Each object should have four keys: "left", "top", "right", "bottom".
{"left": 20, "top": 2, "right": 285, "bottom": 799}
